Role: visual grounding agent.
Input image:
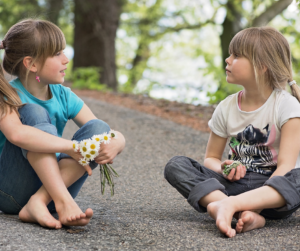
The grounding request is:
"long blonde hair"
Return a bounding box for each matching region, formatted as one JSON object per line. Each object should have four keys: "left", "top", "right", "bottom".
{"left": 0, "top": 65, "right": 23, "bottom": 119}
{"left": 2, "top": 18, "right": 66, "bottom": 83}
{"left": 229, "top": 27, "right": 300, "bottom": 102}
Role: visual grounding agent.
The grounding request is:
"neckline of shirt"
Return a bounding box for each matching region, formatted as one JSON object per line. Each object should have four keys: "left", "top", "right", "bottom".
{"left": 13, "top": 78, "right": 55, "bottom": 104}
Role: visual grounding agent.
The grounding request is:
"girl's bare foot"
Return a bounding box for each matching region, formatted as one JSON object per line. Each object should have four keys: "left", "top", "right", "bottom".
{"left": 19, "top": 195, "right": 62, "bottom": 229}
{"left": 236, "top": 211, "right": 266, "bottom": 233}
{"left": 56, "top": 199, "right": 93, "bottom": 226}
{"left": 207, "top": 199, "right": 237, "bottom": 238}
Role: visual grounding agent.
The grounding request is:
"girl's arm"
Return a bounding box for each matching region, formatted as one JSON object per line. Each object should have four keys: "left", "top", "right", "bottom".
{"left": 204, "top": 132, "right": 246, "bottom": 181}
{"left": 0, "top": 109, "right": 77, "bottom": 158}
{"left": 73, "top": 104, "right": 126, "bottom": 164}
{"left": 270, "top": 117, "right": 300, "bottom": 177}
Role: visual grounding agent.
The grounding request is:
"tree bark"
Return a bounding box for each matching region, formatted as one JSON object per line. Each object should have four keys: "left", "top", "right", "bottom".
{"left": 252, "top": 0, "right": 293, "bottom": 27}
{"left": 73, "top": 0, "right": 124, "bottom": 90}
{"left": 220, "top": 1, "right": 243, "bottom": 71}
{"left": 47, "top": 0, "right": 63, "bottom": 25}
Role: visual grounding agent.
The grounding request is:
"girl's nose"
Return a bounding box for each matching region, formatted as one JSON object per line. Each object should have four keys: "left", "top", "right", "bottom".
{"left": 225, "top": 55, "right": 231, "bottom": 65}
{"left": 63, "top": 54, "right": 69, "bottom": 65}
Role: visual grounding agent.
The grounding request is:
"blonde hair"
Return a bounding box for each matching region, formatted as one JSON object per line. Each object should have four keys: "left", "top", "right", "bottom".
{"left": 0, "top": 66, "right": 23, "bottom": 119}
{"left": 2, "top": 18, "right": 66, "bottom": 82}
{"left": 229, "top": 27, "right": 300, "bottom": 102}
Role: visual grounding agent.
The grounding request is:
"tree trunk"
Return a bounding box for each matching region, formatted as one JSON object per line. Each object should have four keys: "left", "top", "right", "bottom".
{"left": 73, "top": 0, "right": 123, "bottom": 90}
{"left": 220, "top": 1, "right": 243, "bottom": 71}
{"left": 47, "top": 0, "right": 63, "bottom": 25}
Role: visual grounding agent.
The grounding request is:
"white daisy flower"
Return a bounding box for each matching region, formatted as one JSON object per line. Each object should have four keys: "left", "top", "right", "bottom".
{"left": 88, "top": 149, "right": 99, "bottom": 160}
{"left": 92, "top": 134, "right": 102, "bottom": 143}
{"left": 83, "top": 153, "right": 93, "bottom": 161}
{"left": 72, "top": 141, "right": 80, "bottom": 152}
{"left": 79, "top": 157, "right": 89, "bottom": 166}
{"left": 109, "top": 130, "right": 117, "bottom": 138}
{"left": 102, "top": 133, "right": 111, "bottom": 144}
{"left": 80, "top": 139, "right": 90, "bottom": 155}
{"left": 87, "top": 140, "right": 100, "bottom": 152}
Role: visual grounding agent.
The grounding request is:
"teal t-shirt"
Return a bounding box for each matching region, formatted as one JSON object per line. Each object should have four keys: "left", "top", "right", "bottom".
{"left": 0, "top": 78, "right": 84, "bottom": 154}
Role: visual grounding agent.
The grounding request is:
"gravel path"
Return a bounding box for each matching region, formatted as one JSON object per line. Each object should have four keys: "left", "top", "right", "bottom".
{"left": 1, "top": 97, "right": 300, "bottom": 250}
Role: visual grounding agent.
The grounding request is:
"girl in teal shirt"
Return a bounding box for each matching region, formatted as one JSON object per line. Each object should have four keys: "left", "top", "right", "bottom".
{"left": 0, "top": 19, "right": 125, "bottom": 229}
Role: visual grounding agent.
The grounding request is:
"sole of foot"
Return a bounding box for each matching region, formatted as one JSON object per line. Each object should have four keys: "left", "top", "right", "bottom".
{"left": 207, "top": 200, "right": 237, "bottom": 238}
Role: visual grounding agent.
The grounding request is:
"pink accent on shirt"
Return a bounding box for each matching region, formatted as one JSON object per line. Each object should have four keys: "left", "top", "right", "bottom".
{"left": 238, "top": 91, "right": 243, "bottom": 109}
{"left": 263, "top": 124, "right": 278, "bottom": 161}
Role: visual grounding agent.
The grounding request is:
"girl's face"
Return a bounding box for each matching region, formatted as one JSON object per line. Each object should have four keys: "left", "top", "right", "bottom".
{"left": 225, "top": 54, "right": 256, "bottom": 87}
{"left": 37, "top": 50, "right": 69, "bottom": 85}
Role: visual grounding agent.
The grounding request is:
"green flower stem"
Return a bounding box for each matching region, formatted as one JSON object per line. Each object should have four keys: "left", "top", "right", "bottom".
{"left": 99, "top": 164, "right": 119, "bottom": 196}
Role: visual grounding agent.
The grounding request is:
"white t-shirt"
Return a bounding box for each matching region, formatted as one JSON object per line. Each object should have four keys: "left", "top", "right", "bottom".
{"left": 208, "top": 89, "right": 300, "bottom": 175}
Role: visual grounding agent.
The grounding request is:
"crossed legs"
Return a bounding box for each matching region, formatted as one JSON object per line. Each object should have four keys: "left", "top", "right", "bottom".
{"left": 19, "top": 153, "right": 93, "bottom": 228}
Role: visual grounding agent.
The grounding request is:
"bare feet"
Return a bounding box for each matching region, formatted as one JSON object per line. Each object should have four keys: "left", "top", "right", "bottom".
{"left": 56, "top": 200, "right": 93, "bottom": 226}
{"left": 236, "top": 211, "right": 266, "bottom": 234}
{"left": 207, "top": 199, "right": 237, "bottom": 238}
{"left": 19, "top": 195, "right": 62, "bottom": 229}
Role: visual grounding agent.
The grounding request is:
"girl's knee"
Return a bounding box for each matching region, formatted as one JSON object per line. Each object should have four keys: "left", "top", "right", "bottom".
{"left": 83, "top": 119, "right": 110, "bottom": 135}
{"left": 164, "top": 156, "right": 187, "bottom": 181}
{"left": 19, "top": 104, "right": 51, "bottom": 126}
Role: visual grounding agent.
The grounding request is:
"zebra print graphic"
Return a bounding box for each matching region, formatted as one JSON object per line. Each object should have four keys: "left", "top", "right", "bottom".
{"left": 228, "top": 124, "right": 277, "bottom": 175}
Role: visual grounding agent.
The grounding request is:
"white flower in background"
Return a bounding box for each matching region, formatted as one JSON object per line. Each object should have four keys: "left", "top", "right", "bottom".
{"left": 79, "top": 157, "right": 89, "bottom": 166}
{"left": 102, "top": 133, "right": 111, "bottom": 144}
{"left": 109, "top": 130, "right": 117, "bottom": 138}
{"left": 72, "top": 141, "right": 80, "bottom": 152}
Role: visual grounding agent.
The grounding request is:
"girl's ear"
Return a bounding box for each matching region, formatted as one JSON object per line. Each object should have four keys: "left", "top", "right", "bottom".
{"left": 23, "top": 56, "right": 37, "bottom": 73}
{"left": 262, "top": 66, "right": 268, "bottom": 74}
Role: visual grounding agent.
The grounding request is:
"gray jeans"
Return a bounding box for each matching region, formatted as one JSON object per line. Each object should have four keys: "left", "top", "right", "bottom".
{"left": 164, "top": 156, "right": 300, "bottom": 219}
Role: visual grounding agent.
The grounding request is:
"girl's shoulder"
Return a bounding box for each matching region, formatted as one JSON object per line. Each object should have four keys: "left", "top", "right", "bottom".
{"left": 216, "top": 92, "right": 240, "bottom": 111}
{"left": 275, "top": 89, "right": 300, "bottom": 107}
{"left": 274, "top": 89, "right": 300, "bottom": 128}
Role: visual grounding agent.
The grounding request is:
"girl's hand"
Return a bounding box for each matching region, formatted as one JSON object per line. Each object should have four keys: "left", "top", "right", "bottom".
{"left": 221, "top": 160, "right": 246, "bottom": 182}
{"left": 94, "top": 139, "right": 120, "bottom": 165}
{"left": 65, "top": 146, "right": 93, "bottom": 176}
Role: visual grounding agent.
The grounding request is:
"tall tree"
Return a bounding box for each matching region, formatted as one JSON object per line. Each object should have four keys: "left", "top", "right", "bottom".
{"left": 46, "top": 0, "right": 64, "bottom": 25}
{"left": 73, "top": 0, "right": 125, "bottom": 90}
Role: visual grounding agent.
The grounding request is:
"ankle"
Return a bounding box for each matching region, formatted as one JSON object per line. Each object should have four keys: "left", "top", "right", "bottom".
{"left": 30, "top": 193, "right": 51, "bottom": 205}
{"left": 226, "top": 196, "right": 242, "bottom": 212}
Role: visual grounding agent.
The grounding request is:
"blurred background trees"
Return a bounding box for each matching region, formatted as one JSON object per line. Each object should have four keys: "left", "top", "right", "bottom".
{"left": 0, "top": 0, "right": 299, "bottom": 104}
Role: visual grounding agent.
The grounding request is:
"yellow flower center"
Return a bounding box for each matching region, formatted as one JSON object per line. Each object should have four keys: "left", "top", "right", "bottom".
{"left": 104, "top": 136, "right": 108, "bottom": 140}
{"left": 73, "top": 143, "right": 76, "bottom": 149}
{"left": 86, "top": 154, "right": 91, "bottom": 159}
{"left": 95, "top": 138, "right": 100, "bottom": 141}
{"left": 90, "top": 150, "right": 96, "bottom": 155}
{"left": 82, "top": 146, "right": 87, "bottom": 152}
{"left": 90, "top": 144, "right": 96, "bottom": 149}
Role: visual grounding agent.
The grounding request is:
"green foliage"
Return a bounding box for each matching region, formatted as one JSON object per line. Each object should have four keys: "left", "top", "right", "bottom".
{"left": 71, "top": 67, "right": 109, "bottom": 91}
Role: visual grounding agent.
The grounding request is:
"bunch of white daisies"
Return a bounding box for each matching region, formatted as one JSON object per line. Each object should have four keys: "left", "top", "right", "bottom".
{"left": 72, "top": 130, "right": 119, "bottom": 196}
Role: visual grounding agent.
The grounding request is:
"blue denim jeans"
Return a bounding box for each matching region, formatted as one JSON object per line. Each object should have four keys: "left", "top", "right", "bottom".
{"left": 0, "top": 104, "right": 110, "bottom": 214}
{"left": 165, "top": 156, "right": 300, "bottom": 219}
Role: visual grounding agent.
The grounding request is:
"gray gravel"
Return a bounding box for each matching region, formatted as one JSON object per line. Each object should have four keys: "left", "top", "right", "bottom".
{"left": 1, "top": 97, "right": 300, "bottom": 250}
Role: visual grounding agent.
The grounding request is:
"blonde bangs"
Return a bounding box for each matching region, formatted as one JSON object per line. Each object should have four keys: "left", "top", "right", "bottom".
{"left": 34, "top": 20, "right": 66, "bottom": 67}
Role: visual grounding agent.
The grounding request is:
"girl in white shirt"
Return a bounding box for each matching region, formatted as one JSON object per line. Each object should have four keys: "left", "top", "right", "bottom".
{"left": 165, "top": 27, "right": 300, "bottom": 238}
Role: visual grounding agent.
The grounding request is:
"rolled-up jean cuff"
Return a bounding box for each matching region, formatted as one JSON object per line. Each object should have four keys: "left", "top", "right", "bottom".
{"left": 264, "top": 176, "right": 300, "bottom": 211}
{"left": 187, "top": 178, "right": 226, "bottom": 212}
{"left": 21, "top": 123, "right": 58, "bottom": 159}
{"left": 57, "top": 153, "right": 98, "bottom": 169}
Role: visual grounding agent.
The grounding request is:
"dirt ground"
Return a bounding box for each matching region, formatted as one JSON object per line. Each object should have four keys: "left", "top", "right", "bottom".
{"left": 70, "top": 86, "right": 216, "bottom": 132}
